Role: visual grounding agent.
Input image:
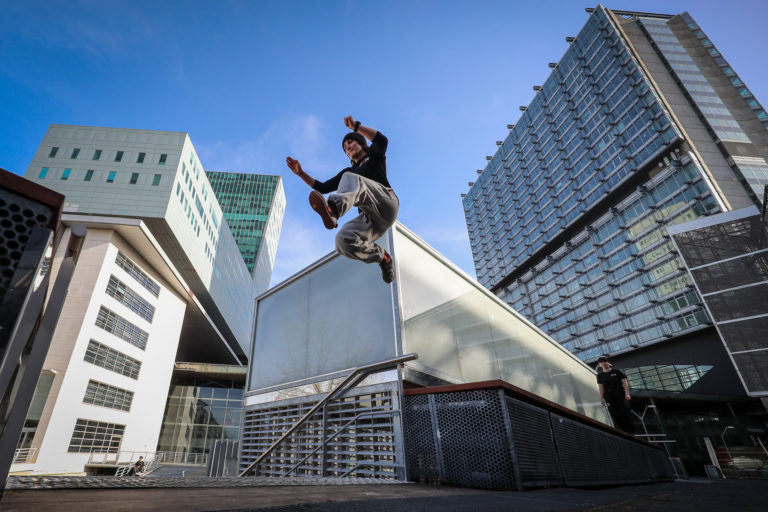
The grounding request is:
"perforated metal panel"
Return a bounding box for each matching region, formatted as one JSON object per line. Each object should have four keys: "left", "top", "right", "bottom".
{"left": 240, "top": 384, "right": 402, "bottom": 480}
{"left": 0, "top": 192, "right": 54, "bottom": 305}
{"left": 504, "top": 397, "right": 563, "bottom": 488}
{"left": 404, "top": 389, "right": 517, "bottom": 490}
{"left": 402, "top": 393, "right": 440, "bottom": 483}
{"left": 404, "top": 385, "right": 673, "bottom": 491}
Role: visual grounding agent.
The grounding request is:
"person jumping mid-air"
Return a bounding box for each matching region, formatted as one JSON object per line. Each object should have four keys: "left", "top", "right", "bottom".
{"left": 286, "top": 116, "right": 399, "bottom": 283}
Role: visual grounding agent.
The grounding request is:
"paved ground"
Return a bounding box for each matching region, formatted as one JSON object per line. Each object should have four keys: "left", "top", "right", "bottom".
{"left": 1, "top": 477, "right": 766, "bottom": 512}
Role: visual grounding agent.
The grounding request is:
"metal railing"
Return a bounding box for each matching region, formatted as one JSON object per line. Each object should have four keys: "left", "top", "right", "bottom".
{"left": 239, "top": 353, "right": 417, "bottom": 477}
{"left": 12, "top": 447, "right": 37, "bottom": 463}
{"left": 90, "top": 450, "right": 208, "bottom": 467}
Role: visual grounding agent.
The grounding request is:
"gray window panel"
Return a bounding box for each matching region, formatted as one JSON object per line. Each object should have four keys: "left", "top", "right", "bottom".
{"left": 673, "top": 216, "right": 767, "bottom": 267}
{"left": 83, "top": 339, "right": 141, "bottom": 379}
{"left": 718, "top": 316, "right": 768, "bottom": 353}
{"left": 731, "top": 351, "right": 768, "bottom": 394}
{"left": 68, "top": 419, "right": 125, "bottom": 453}
{"left": 105, "top": 275, "right": 155, "bottom": 322}
{"left": 83, "top": 380, "right": 133, "bottom": 411}
{"left": 704, "top": 283, "right": 768, "bottom": 322}
{"left": 95, "top": 306, "right": 149, "bottom": 350}
{"left": 691, "top": 252, "right": 768, "bottom": 294}
{"left": 115, "top": 252, "right": 160, "bottom": 297}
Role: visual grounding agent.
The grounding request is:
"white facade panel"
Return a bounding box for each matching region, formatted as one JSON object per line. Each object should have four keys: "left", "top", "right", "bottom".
{"left": 31, "top": 239, "right": 185, "bottom": 474}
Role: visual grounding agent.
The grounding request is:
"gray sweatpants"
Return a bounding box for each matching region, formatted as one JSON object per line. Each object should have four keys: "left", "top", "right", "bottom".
{"left": 327, "top": 173, "right": 399, "bottom": 264}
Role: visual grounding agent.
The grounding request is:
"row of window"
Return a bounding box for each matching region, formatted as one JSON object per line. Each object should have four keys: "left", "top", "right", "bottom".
{"left": 83, "top": 339, "right": 142, "bottom": 379}
{"left": 83, "top": 379, "right": 134, "bottom": 411}
{"left": 95, "top": 306, "right": 149, "bottom": 350}
{"left": 48, "top": 146, "right": 167, "bottom": 165}
{"left": 105, "top": 275, "right": 155, "bottom": 323}
{"left": 37, "top": 167, "right": 163, "bottom": 186}
{"left": 115, "top": 252, "right": 160, "bottom": 297}
{"left": 68, "top": 418, "right": 125, "bottom": 453}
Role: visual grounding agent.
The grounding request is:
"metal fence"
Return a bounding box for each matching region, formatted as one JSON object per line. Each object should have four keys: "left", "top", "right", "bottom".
{"left": 403, "top": 383, "right": 675, "bottom": 490}
{"left": 12, "top": 447, "right": 37, "bottom": 464}
{"left": 88, "top": 450, "right": 208, "bottom": 467}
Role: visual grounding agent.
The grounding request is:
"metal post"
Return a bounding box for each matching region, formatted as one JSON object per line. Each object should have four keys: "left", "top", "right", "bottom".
{"left": 0, "top": 225, "right": 86, "bottom": 492}
{"left": 721, "top": 426, "right": 735, "bottom": 466}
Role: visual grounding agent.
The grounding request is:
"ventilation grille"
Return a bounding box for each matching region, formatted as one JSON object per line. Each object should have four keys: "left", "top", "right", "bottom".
{"left": 240, "top": 385, "right": 402, "bottom": 480}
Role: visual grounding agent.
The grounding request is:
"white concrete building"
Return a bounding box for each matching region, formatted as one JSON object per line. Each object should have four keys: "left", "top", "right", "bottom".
{"left": 15, "top": 125, "right": 279, "bottom": 474}
{"left": 24, "top": 125, "right": 256, "bottom": 361}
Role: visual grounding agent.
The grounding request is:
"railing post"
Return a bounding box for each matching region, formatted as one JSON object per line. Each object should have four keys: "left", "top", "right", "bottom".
{"left": 239, "top": 353, "right": 417, "bottom": 477}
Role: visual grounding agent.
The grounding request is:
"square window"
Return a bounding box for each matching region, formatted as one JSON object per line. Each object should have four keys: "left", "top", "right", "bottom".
{"left": 61, "top": 168, "right": 71, "bottom": 180}
{"left": 93, "top": 149, "right": 102, "bottom": 160}
{"left": 130, "top": 173, "right": 139, "bottom": 184}
{"left": 107, "top": 171, "right": 116, "bottom": 183}
{"left": 152, "top": 174, "right": 161, "bottom": 186}
{"left": 115, "top": 151, "right": 124, "bottom": 162}
{"left": 71, "top": 148, "right": 80, "bottom": 159}
{"left": 159, "top": 154, "right": 167, "bottom": 165}
{"left": 48, "top": 147, "right": 58, "bottom": 158}
{"left": 85, "top": 170, "right": 94, "bottom": 181}
{"left": 39, "top": 167, "right": 49, "bottom": 178}
{"left": 137, "top": 152, "right": 145, "bottom": 164}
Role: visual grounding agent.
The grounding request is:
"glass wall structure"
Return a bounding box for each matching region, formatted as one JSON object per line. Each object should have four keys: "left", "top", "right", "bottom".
{"left": 670, "top": 207, "right": 768, "bottom": 396}
{"left": 158, "top": 384, "right": 243, "bottom": 454}
{"left": 206, "top": 172, "right": 284, "bottom": 276}
{"left": 248, "top": 224, "right": 606, "bottom": 422}
{"left": 463, "top": 6, "right": 768, "bottom": 363}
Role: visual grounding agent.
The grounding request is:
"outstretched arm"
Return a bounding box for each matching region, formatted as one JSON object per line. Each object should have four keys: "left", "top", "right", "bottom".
{"left": 344, "top": 116, "right": 377, "bottom": 142}
{"left": 286, "top": 157, "right": 316, "bottom": 188}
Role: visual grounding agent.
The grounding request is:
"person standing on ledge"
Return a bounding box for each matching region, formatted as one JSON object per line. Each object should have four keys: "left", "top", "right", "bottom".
{"left": 286, "top": 116, "right": 399, "bottom": 283}
{"left": 597, "top": 355, "right": 634, "bottom": 433}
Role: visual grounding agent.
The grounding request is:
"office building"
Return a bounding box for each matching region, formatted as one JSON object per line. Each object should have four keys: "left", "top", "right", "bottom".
{"left": 464, "top": 6, "right": 767, "bottom": 363}
{"left": 462, "top": 7, "right": 768, "bottom": 473}
{"left": 206, "top": 171, "right": 285, "bottom": 292}
{"left": 14, "top": 125, "right": 279, "bottom": 473}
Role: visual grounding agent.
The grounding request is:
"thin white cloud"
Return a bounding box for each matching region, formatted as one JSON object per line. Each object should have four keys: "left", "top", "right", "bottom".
{"left": 197, "top": 114, "right": 337, "bottom": 174}
{"left": 269, "top": 212, "right": 336, "bottom": 286}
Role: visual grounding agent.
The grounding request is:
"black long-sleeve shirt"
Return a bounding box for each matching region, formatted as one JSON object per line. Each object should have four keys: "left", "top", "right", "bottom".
{"left": 312, "top": 131, "right": 391, "bottom": 193}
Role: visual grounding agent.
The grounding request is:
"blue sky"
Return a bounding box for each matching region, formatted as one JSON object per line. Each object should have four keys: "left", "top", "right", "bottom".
{"left": 2, "top": 0, "right": 766, "bottom": 285}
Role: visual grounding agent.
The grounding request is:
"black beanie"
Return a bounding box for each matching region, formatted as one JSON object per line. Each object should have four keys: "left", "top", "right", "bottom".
{"left": 342, "top": 132, "right": 367, "bottom": 150}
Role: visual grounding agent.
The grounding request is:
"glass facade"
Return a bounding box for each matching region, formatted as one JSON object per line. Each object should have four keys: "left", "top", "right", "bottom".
{"left": 248, "top": 224, "right": 606, "bottom": 422}
{"left": 394, "top": 228, "right": 604, "bottom": 419}
{"left": 206, "top": 172, "right": 281, "bottom": 274}
{"left": 157, "top": 384, "right": 243, "bottom": 455}
{"left": 463, "top": 7, "right": 767, "bottom": 363}
{"left": 670, "top": 209, "right": 768, "bottom": 395}
{"left": 249, "top": 238, "right": 397, "bottom": 392}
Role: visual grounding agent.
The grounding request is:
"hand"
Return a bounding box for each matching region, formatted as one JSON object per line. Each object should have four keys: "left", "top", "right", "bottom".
{"left": 286, "top": 157, "right": 302, "bottom": 175}
{"left": 601, "top": 398, "right": 606, "bottom": 406}
{"left": 343, "top": 116, "right": 357, "bottom": 130}
{"left": 625, "top": 394, "right": 631, "bottom": 401}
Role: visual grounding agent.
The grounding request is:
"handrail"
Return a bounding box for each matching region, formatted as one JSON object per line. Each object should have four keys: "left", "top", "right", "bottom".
{"left": 239, "top": 352, "right": 417, "bottom": 477}
{"left": 284, "top": 408, "right": 398, "bottom": 476}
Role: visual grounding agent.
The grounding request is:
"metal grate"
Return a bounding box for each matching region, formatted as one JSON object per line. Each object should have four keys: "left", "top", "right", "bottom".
{"left": 240, "top": 384, "right": 402, "bottom": 480}
{"left": 505, "top": 397, "right": 563, "bottom": 488}
{"left": 404, "top": 385, "right": 674, "bottom": 490}
{"left": 404, "top": 389, "right": 517, "bottom": 490}
{"left": 402, "top": 394, "right": 440, "bottom": 483}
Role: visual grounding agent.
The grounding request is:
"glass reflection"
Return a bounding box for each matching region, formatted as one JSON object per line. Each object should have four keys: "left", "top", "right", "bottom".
{"left": 394, "top": 228, "right": 606, "bottom": 421}
{"left": 249, "top": 243, "right": 396, "bottom": 392}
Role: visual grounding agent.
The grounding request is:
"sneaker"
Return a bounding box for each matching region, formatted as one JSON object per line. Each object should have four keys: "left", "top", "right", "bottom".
{"left": 379, "top": 252, "right": 395, "bottom": 284}
{"left": 309, "top": 190, "right": 338, "bottom": 229}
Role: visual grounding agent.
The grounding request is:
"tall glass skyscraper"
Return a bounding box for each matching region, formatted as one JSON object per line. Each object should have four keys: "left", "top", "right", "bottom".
{"left": 463, "top": 7, "right": 768, "bottom": 364}
{"left": 206, "top": 171, "right": 285, "bottom": 291}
